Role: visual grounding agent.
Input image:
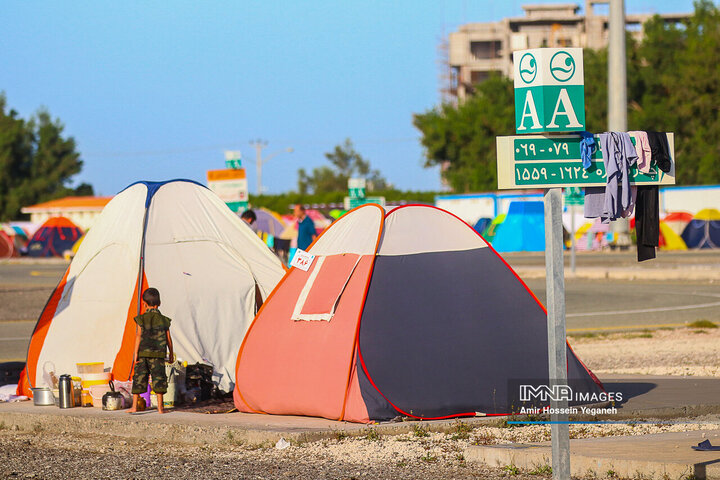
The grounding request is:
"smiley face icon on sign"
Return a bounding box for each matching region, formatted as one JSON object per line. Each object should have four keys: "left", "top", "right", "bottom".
{"left": 518, "top": 53, "right": 537, "bottom": 84}
{"left": 550, "top": 51, "right": 576, "bottom": 82}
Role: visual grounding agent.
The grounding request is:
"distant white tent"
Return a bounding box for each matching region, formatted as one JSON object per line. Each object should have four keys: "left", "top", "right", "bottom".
{"left": 20, "top": 180, "right": 285, "bottom": 395}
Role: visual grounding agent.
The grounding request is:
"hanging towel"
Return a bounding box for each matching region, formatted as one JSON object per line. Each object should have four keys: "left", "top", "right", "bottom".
{"left": 596, "top": 132, "right": 638, "bottom": 223}
{"left": 646, "top": 132, "right": 672, "bottom": 173}
{"left": 629, "top": 131, "right": 652, "bottom": 174}
{"left": 578, "top": 131, "right": 597, "bottom": 170}
{"left": 584, "top": 186, "right": 605, "bottom": 218}
{"left": 635, "top": 186, "right": 659, "bottom": 262}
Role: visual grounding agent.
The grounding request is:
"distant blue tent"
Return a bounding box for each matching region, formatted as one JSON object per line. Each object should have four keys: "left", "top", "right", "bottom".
{"left": 473, "top": 217, "right": 492, "bottom": 236}
{"left": 26, "top": 217, "right": 83, "bottom": 258}
{"left": 681, "top": 209, "right": 720, "bottom": 249}
{"left": 492, "top": 201, "right": 545, "bottom": 252}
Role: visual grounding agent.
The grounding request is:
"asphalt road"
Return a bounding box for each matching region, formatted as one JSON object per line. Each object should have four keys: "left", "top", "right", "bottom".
{"left": 1, "top": 256, "right": 719, "bottom": 361}
{"left": 0, "top": 262, "right": 67, "bottom": 362}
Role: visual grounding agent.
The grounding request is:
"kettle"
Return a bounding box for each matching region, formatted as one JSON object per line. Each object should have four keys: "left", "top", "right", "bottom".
{"left": 102, "top": 381, "right": 125, "bottom": 410}
{"left": 58, "top": 374, "right": 74, "bottom": 408}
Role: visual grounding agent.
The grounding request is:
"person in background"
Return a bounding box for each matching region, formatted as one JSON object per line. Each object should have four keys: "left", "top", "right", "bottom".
{"left": 240, "top": 209, "right": 257, "bottom": 226}
{"left": 129, "top": 287, "right": 173, "bottom": 414}
{"left": 294, "top": 204, "right": 316, "bottom": 251}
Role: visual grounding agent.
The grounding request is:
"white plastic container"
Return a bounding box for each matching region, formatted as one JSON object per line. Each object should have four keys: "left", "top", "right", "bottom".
{"left": 88, "top": 384, "right": 111, "bottom": 408}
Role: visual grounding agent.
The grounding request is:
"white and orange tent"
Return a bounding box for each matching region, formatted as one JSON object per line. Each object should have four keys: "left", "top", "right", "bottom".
{"left": 234, "top": 204, "right": 602, "bottom": 423}
{"left": 19, "top": 180, "right": 285, "bottom": 395}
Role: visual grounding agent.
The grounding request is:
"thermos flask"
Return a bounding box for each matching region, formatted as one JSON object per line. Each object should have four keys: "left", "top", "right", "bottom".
{"left": 58, "top": 374, "right": 74, "bottom": 408}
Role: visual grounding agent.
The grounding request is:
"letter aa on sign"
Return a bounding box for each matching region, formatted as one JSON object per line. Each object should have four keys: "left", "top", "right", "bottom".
{"left": 517, "top": 90, "right": 542, "bottom": 131}
{"left": 547, "top": 89, "right": 582, "bottom": 129}
{"left": 513, "top": 48, "right": 585, "bottom": 133}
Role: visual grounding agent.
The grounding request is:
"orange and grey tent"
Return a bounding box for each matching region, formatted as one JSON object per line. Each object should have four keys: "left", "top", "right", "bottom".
{"left": 234, "top": 204, "right": 602, "bottom": 423}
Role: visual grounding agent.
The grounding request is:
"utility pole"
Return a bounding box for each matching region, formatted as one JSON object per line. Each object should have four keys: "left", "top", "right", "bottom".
{"left": 608, "top": 0, "right": 632, "bottom": 248}
{"left": 250, "top": 139, "right": 294, "bottom": 195}
{"left": 250, "top": 139, "right": 268, "bottom": 194}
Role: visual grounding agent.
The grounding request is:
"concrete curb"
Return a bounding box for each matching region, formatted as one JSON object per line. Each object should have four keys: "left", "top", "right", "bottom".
{"left": 514, "top": 266, "right": 720, "bottom": 281}
{"left": 465, "top": 430, "right": 720, "bottom": 479}
{"left": 0, "top": 402, "right": 508, "bottom": 447}
{"left": 0, "top": 258, "right": 69, "bottom": 266}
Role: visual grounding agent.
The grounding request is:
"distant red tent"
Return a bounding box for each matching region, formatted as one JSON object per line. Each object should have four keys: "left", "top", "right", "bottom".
{"left": 629, "top": 217, "right": 687, "bottom": 250}
{"left": 0, "top": 230, "right": 13, "bottom": 258}
{"left": 281, "top": 210, "right": 332, "bottom": 236}
{"left": 26, "top": 217, "right": 83, "bottom": 257}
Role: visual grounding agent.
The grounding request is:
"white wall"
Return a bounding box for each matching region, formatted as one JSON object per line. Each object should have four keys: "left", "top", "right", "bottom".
{"left": 661, "top": 185, "right": 720, "bottom": 215}
{"left": 29, "top": 209, "right": 103, "bottom": 231}
{"left": 435, "top": 194, "right": 496, "bottom": 225}
{"left": 435, "top": 192, "right": 545, "bottom": 225}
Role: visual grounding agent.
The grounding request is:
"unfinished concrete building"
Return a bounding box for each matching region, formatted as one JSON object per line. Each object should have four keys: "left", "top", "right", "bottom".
{"left": 446, "top": 2, "right": 690, "bottom": 99}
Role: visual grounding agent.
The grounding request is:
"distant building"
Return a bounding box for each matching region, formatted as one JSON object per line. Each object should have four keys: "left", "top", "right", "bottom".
{"left": 21, "top": 196, "right": 112, "bottom": 230}
{"left": 446, "top": 1, "right": 690, "bottom": 99}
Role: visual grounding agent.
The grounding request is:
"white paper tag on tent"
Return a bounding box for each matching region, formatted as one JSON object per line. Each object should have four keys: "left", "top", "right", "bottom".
{"left": 290, "top": 249, "right": 315, "bottom": 271}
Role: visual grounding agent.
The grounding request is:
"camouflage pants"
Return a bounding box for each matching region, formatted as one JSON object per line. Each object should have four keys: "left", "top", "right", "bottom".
{"left": 132, "top": 357, "right": 167, "bottom": 394}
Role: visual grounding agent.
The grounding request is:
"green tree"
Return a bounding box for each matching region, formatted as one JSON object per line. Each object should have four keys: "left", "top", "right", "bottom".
{"left": 297, "top": 138, "right": 388, "bottom": 194}
{"left": 583, "top": 33, "right": 646, "bottom": 132}
{"left": 0, "top": 95, "right": 90, "bottom": 221}
{"left": 413, "top": 73, "right": 514, "bottom": 192}
{"left": 415, "top": 1, "right": 720, "bottom": 190}
{"left": 628, "top": 1, "right": 720, "bottom": 185}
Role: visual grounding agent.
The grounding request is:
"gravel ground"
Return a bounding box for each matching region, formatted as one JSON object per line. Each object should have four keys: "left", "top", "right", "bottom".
{"left": 569, "top": 326, "right": 720, "bottom": 377}
{"left": 3, "top": 416, "right": 720, "bottom": 480}
{"left": 0, "top": 428, "right": 536, "bottom": 480}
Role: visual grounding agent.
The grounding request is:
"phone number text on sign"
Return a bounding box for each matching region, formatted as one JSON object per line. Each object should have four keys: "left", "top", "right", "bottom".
{"left": 496, "top": 134, "right": 675, "bottom": 189}
{"left": 516, "top": 140, "right": 573, "bottom": 159}
{"left": 514, "top": 161, "right": 661, "bottom": 186}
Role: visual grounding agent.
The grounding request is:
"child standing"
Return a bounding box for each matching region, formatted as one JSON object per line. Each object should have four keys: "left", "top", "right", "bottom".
{"left": 129, "top": 287, "right": 174, "bottom": 414}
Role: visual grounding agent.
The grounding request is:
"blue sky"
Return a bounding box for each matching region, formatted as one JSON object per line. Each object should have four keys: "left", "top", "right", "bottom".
{"left": 1, "top": 0, "right": 697, "bottom": 196}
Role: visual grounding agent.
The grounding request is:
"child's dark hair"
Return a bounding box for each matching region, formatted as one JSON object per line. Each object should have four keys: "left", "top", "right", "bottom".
{"left": 142, "top": 287, "right": 161, "bottom": 307}
{"left": 241, "top": 209, "right": 257, "bottom": 223}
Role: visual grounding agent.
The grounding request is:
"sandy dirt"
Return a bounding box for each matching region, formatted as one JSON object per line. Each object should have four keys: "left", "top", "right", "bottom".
{"left": 569, "top": 326, "right": 720, "bottom": 377}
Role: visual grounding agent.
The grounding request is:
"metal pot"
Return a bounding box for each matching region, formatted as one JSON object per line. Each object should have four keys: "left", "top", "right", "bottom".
{"left": 58, "top": 374, "right": 74, "bottom": 408}
{"left": 102, "top": 381, "right": 125, "bottom": 410}
{"left": 31, "top": 387, "right": 54, "bottom": 406}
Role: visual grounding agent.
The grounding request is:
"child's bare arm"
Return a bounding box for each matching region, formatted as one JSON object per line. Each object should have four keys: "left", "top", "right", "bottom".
{"left": 166, "top": 330, "right": 174, "bottom": 363}
{"left": 132, "top": 327, "right": 142, "bottom": 363}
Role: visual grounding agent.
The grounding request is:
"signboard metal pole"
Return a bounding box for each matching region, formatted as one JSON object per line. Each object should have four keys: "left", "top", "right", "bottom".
{"left": 570, "top": 204, "right": 576, "bottom": 274}
{"left": 608, "top": 0, "right": 631, "bottom": 248}
{"left": 544, "top": 187, "right": 570, "bottom": 479}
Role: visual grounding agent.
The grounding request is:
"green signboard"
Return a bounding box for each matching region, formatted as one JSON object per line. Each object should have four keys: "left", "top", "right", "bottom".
{"left": 513, "top": 48, "right": 585, "bottom": 134}
{"left": 345, "top": 196, "right": 385, "bottom": 210}
{"left": 224, "top": 150, "right": 242, "bottom": 170}
{"left": 227, "top": 201, "right": 249, "bottom": 213}
{"left": 564, "top": 187, "right": 584, "bottom": 206}
{"left": 496, "top": 134, "right": 676, "bottom": 189}
{"left": 349, "top": 187, "right": 366, "bottom": 199}
{"left": 225, "top": 159, "right": 242, "bottom": 169}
